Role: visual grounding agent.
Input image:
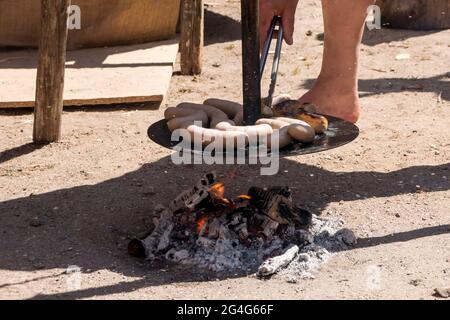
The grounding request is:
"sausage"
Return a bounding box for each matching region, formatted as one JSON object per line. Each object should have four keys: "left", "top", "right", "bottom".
{"left": 257, "top": 118, "right": 315, "bottom": 144}
{"left": 265, "top": 127, "right": 293, "bottom": 149}
{"left": 256, "top": 118, "right": 290, "bottom": 129}
{"left": 165, "top": 107, "right": 208, "bottom": 125}
{"left": 216, "top": 122, "right": 273, "bottom": 146}
{"left": 167, "top": 115, "right": 248, "bottom": 148}
{"left": 167, "top": 114, "right": 207, "bottom": 132}
{"left": 288, "top": 124, "right": 315, "bottom": 143}
{"left": 271, "top": 100, "right": 328, "bottom": 134}
{"left": 274, "top": 116, "right": 322, "bottom": 135}
{"left": 295, "top": 113, "right": 328, "bottom": 134}
{"left": 187, "top": 125, "right": 249, "bottom": 147}
{"left": 203, "top": 98, "right": 244, "bottom": 125}
{"left": 177, "top": 102, "right": 235, "bottom": 128}
{"left": 216, "top": 122, "right": 273, "bottom": 134}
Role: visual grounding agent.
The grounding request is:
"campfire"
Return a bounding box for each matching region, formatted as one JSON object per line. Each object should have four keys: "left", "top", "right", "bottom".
{"left": 129, "top": 173, "right": 357, "bottom": 279}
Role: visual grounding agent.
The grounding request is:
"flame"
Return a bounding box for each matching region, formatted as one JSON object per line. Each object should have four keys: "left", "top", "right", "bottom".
{"left": 237, "top": 195, "right": 252, "bottom": 200}
{"left": 196, "top": 216, "right": 208, "bottom": 233}
{"left": 209, "top": 183, "right": 225, "bottom": 198}
{"left": 209, "top": 182, "right": 231, "bottom": 204}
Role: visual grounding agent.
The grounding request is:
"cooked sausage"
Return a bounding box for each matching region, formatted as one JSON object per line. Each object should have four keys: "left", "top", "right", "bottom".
{"left": 274, "top": 117, "right": 319, "bottom": 135}
{"left": 165, "top": 107, "right": 208, "bottom": 125}
{"left": 265, "top": 126, "right": 292, "bottom": 149}
{"left": 295, "top": 113, "right": 328, "bottom": 134}
{"left": 167, "top": 114, "right": 247, "bottom": 147}
{"left": 167, "top": 114, "right": 207, "bottom": 132}
{"left": 216, "top": 122, "right": 273, "bottom": 134}
{"left": 177, "top": 102, "right": 235, "bottom": 128}
{"left": 187, "top": 125, "right": 249, "bottom": 147}
{"left": 288, "top": 124, "right": 315, "bottom": 143}
{"left": 256, "top": 118, "right": 290, "bottom": 129}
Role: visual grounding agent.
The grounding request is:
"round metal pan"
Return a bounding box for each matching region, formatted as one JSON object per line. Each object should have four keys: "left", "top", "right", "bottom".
{"left": 147, "top": 116, "right": 359, "bottom": 158}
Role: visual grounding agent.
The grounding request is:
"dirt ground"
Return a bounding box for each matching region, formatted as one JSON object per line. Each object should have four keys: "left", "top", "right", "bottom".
{"left": 0, "top": 0, "right": 449, "bottom": 300}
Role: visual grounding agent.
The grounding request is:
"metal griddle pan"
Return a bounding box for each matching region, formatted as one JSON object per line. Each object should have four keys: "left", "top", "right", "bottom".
{"left": 147, "top": 116, "right": 359, "bottom": 158}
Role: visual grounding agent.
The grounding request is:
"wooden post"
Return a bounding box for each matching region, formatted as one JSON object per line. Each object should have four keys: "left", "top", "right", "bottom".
{"left": 33, "top": 0, "right": 70, "bottom": 144}
{"left": 180, "top": 0, "right": 204, "bottom": 75}
{"left": 241, "top": 0, "right": 261, "bottom": 125}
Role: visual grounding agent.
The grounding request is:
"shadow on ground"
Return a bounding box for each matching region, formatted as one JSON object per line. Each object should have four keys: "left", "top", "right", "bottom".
{"left": 205, "top": 9, "right": 241, "bottom": 46}
{"left": 300, "top": 73, "right": 450, "bottom": 102}
{"left": 362, "top": 28, "right": 446, "bottom": 47}
{"left": 0, "top": 150, "right": 448, "bottom": 299}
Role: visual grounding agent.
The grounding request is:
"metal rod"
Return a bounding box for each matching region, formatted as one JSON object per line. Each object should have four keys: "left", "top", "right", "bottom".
{"left": 241, "top": 0, "right": 261, "bottom": 125}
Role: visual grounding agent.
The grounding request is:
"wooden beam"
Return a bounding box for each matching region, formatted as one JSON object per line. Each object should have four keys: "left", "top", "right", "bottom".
{"left": 33, "top": 0, "right": 71, "bottom": 144}
{"left": 241, "top": 0, "right": 261, "bottom": 125}
{"left": 180, "top": 0, "right": 204, "bottom": 75}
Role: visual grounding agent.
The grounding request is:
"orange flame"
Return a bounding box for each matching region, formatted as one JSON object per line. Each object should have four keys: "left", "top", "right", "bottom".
{"left": 208, "top": 182, "right": 231, "bottom": 204}
{"left": 237, "top": 195, "right": 252, "bottom": 200}
{"left": 209, "top": 183, "right": 225, "bottom": 198}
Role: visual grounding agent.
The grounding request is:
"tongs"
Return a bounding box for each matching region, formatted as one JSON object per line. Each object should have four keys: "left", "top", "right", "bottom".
{"left": 260, "top": 16, "right": 284, "bottom": 113}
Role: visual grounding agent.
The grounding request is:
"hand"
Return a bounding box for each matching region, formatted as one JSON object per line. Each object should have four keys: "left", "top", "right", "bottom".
{"left": 259, "top": 0, "right": 299, "bottom": 49}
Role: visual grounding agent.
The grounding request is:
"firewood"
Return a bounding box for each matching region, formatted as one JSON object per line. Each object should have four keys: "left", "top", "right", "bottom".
{"left": 257, "top": 245, "right": 300, "bottom": 277}
{"left": 169, "top": 172, "right": 216, "bottom": 213}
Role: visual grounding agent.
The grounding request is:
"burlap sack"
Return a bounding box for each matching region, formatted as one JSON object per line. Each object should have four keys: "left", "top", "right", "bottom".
{"left": 0, "top": 0, "right": 181, "bottom": 50}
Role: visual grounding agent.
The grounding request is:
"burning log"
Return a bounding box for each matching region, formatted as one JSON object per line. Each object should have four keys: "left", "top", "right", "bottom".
{"left": 169, "top": 172, "right": 217, "bottom": 213}
{"left": 257, "top": 244, "right": 300, "bottom": 277}
{"left": 248, "top": 186, "right": 312, "bottom": 226}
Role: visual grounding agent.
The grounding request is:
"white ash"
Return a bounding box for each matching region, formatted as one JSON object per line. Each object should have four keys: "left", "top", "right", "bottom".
{"left": 139, "top": 207, "right": 355, "bottom": 276}
{"left": 274, "top": 215, "right": 356, "bottom": 281}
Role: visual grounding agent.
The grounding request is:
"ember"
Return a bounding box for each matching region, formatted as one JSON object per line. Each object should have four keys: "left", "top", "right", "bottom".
{"left": 129, "top": 173, "right": 356, "bottom": 278}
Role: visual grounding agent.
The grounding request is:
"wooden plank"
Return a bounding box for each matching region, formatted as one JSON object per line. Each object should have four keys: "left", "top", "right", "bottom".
{"left": 0, "top": 0, "right": 181, "bottom": 50}
{"left": 180, "top": 0, "right": 204, "bottom": 75}
{"left": 0, "top": 39, "right": 179, "bottom": 108}
{"left": 33, "top": 0, "right": 70, "bottom": 143}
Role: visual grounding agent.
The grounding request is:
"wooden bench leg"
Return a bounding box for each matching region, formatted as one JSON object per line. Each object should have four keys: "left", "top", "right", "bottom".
{"left": 180, "top": 0, "right": 204, "bottom": 75}
{"left": 33, "top": 0, "right": 70, "bottom": 144}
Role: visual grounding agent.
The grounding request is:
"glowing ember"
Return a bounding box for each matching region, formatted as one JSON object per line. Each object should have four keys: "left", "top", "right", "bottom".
{"left": 196, "top": 216, "right": 208, "bottom": 233}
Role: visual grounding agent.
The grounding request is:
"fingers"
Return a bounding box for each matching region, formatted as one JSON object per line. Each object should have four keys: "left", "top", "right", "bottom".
{"left": 281, "top": 4, "right": 297, "bottom": 45}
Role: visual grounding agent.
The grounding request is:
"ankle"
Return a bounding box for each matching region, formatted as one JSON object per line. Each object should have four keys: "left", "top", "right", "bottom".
{"left": 315, "top": 72, "right": 358, "bottom": 94}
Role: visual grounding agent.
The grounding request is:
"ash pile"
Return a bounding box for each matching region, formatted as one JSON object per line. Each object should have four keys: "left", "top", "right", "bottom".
{"left": 128, "top": 173, "right": 356, "bottom": 279}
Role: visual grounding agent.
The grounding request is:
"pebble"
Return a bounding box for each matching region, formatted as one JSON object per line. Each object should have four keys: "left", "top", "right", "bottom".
{"left": 395, "top": 53, "right": 411, "bottom": 60}
{"left": 335, "top": 228, "right": 357, "bottom": 246}
{"left": 409, "top": 279, "right": 422, "bottom": 287}
{"left": 287, "top": 277, "right": 298, "bottom": 284}
{"left": 29, "top": 217, "right": 42, "bottom": 227}
{"left": 33, "top": 262, "right": 45, "bottom": 270}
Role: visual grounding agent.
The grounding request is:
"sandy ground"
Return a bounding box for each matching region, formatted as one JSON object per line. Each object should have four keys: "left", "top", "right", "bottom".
{"left": 0, "top": 0, "right": 449, "bottom": 300}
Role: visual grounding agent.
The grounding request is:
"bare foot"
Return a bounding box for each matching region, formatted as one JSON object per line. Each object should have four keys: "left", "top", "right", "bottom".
{"left": 298, "top": 77, "right": 361, "bottom": 123}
